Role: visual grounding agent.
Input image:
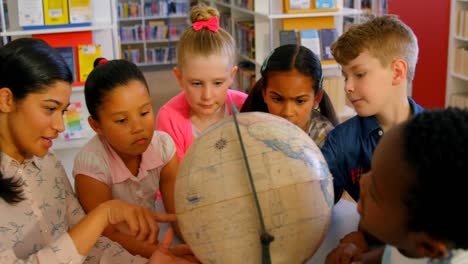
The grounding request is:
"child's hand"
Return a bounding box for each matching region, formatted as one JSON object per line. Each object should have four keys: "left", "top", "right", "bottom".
{"left": 170, "top": 244, "right": 200, "bottom": 263}
{"left": 325, "top": 242, "right": 364, "bottom": 264}
{"left": 340, "top": 231, "right": 369, "bottom": 251}
{"left": 325, "top": 231, "right": 369, "bottom": 264}
{"left": 102, "top": 200, "right": 176, "bottom": 244}
{"left": 149, "top": 229, "right": 201, "bottom": 264}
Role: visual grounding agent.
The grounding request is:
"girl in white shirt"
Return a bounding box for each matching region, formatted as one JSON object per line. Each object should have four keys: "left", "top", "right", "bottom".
{"left": 73, "top": 58, "right": 186, "bottom": 259}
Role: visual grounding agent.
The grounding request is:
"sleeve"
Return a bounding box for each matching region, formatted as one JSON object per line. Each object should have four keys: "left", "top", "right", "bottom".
{"left": 0, "top": 234, "right": 86, "bottom": 264}
{"left": 86, "top": 236, "right": 147, "bottom": 264}
{"left": 321, "top": 132, "right": 345, "bottom": 202}
{"left": 73, "top": 147, "right": 112, "bottom": 187}
{"left": 0, "top": 155, "right": 87, "bottom": 264}
{"left": 156, "top": 106, "right": 185, "bottom": 161}
{"left": 63, "top": 155, "right": 148, "bottom": 264}
{"left": 154, "top": 131, "right": 176, "bottom": 165}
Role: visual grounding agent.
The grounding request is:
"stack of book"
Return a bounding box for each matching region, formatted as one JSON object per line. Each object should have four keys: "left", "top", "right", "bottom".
{"left": 279, "top": 28, "right": 338, "bottom": 62}
{"left": 18, "top": 0, "right": 92, "bottom": 29}
{"left": 453, "top": 47, "right": 468, "bottom": 77}
{"left": 235, "top": 21, "right": 255, "bottom": 60}
{"left": 456, "top": 8, "right": 468, "bottom": 38}
{"left": 235, "top": 62, "right": 256, "bottom": 93}
{"left": 234, "top": 0, "right": 254, "bottom": 11}
{"left": 284, "top": 0, "right": 337, "bottom": 13}
{"left": 117, "top": 1, "right": 142, "bottom": 19}
{"left": 450, "top": 94, "right": 468, "bottom": 109}
{"left": 123, "top": 47, "right": 142, "bottom": 64}
{"left": 322, "top": 76, "right": 346, "bottom": 114}
{"left": 54, "top": 44, "right": 102, "bottom": 83}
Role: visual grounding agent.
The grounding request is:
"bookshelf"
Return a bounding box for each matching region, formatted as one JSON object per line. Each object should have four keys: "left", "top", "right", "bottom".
{"left": 0, "top": 0, "right": 119, "bottom": 59}
{"left": 116, "top": 0, "right": 190, "bottom": 66}
{"left": 202, "top": 0, "right": 361, "bottom": 120}
{"left": 446, "top": 0, "right": 468, "bottom": 108}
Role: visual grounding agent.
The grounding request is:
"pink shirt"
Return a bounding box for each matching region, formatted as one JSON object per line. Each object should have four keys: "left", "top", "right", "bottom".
{"left": 156, "top": 89, "right": 247, "bottom": 161}
{"left": 0, "top": 151, "right": 147, "bottom": 263}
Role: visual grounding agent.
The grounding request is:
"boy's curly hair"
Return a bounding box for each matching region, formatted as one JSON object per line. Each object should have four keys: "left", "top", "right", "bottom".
{"left": 403, "top": 108, "right": 468, "bottom": 249}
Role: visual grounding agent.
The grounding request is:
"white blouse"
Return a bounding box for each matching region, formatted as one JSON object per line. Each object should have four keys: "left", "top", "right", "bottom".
{"left": 0, "top": 152, "right": 147, "bottom": 263}
{"left": 73, "top": 131, "right": 175, "bottom": 211}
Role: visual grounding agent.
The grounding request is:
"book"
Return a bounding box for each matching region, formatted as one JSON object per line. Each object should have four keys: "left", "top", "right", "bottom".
{"left": 77, "top": 44, "right": 101, "bottom": 82}
{"left": 68, "top": 0, "right": 92, "bottom": 24}
{"left": 450, "top": 93, "right": 468, "bottom": 109}
{"left": 288, "top": 0, "right": 311, "bottom": 10}
{"left": 320, "top": 28, "right": 338, "bottom": 61}
{"left": 279, "top": 30, "right": 299, "bottom": 46}
{"left": 300, "top": 29, "right": 321, "bottom": 59}
{"left": 343, "top": 16, "right": 355, "bottom": 33}
{"left": 315, "top": 0, "right": 335, "bottom": 9}
{"left": 343, "top": 0, "right": 354, "bottom": 8}
{"left": 456, "top": 9, "right": 464, "bottom": 37}
{"left": 323, "top": 76, "right": 345, "bottom": 113}
{"left": 56, "top": 46, "right": 77, "bottom": 82}
{"left": 18, "top": 0, "right": 44, "bottom": 27}
{"left": 463, "top": 47, "right": 468, "bottom": 77}
{"left": 464, "top": 10, "right": 468, "bottom": 37}
{"left": 43, "top": 0, "right": 69, "bottom": 25}
{"left": 238, "top": 66, "right": 256, "bottom": 93}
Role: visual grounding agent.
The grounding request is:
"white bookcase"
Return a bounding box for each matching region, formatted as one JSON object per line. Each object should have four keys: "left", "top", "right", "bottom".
{"left": 116, "top": 0, "right": 190, "bottom": 66}
{"left": 446, "top": 0, "right": 468, "bottom": 107}
{"left": 0, "top": 0, "right": 119, "bottom": 181}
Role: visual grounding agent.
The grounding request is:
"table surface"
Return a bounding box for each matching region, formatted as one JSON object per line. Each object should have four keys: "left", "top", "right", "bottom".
{"left": 306, "top": 198, "right": 360, "bottom": 263}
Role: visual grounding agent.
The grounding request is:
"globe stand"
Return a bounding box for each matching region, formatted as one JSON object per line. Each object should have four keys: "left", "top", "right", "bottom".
{"left": 232, "top": 103, "right": 275, "bottom": 264}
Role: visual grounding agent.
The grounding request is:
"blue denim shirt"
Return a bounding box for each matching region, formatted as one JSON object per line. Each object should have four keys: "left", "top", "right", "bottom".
{"left": 322, "top": 97, "right": 424, "bottom": 201}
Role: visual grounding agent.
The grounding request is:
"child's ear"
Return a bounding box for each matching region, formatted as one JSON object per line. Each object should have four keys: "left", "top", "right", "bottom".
{"left": 173, "top": 67, "right": 184, "bottom": 89}
{"left": 391, "top": 58, "right": 408, "bottom": 86}
{"left": 313, "top": 90, "right": 324, "bottom": 109}
{"left": 411, "top": 232, "right": 449, "bottom": 259}
{"left": 230, "top": 66, "right": 238, "bottom": 79}
{"left": 0, "top": 87, "right": 14, "bottom": 113}
{"left": 88, "top": 116, "right": 103, "bottom": 135}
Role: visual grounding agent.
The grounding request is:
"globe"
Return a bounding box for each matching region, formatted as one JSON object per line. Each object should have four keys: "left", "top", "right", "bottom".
{"left": 175, "top": 112, "right": 334, "bottom": 263}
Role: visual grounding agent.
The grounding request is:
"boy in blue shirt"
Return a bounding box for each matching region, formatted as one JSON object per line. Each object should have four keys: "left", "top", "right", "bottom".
{"left": 321, "top": 15, "right": 424, "bottom": 203}
{"left": 323, "top": 15, "right": 429, "bottom": 263}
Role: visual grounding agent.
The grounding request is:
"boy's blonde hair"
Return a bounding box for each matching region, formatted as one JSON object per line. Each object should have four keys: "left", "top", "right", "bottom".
{"left": 332, "top": 15, "right": 418, "bottom": 81}
{"left": 176, "top": 4, "right": 236, "bottom": 69}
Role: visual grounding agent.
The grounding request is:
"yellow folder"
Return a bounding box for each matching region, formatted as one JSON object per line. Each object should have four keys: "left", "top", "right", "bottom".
{"left": 78, "top": 44, "right": 102, "bottom": 82}
{"left": 43, "top": 0, "right": 69, "bottom": 25}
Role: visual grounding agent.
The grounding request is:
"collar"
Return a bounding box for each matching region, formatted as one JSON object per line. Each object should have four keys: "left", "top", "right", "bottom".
{"left": 101, "top": 136, "right": 164, "bottom": 184}
{"left": 360, "top": 115, "right": 381, "bottom": 140}
{"left": 360, "top": 97, "right": 424, "bottom": 139}
{"left": 0, "top": 152, "right": 42, "bottom": 178}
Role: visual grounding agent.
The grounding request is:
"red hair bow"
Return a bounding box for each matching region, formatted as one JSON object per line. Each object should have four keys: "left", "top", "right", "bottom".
{"left": 98, "top": 58, "right": 108, "bottom": 65}
{"left": 192, "top": 16, "right": 219, "bottom": 32}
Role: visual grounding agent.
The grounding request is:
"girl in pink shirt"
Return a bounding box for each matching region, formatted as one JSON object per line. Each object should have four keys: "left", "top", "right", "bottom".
{"left": 156, "top": 4, "right": 247, "bottom": 161}
{"left": 73, "top": 59, "right": 193, "bottom": 260}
